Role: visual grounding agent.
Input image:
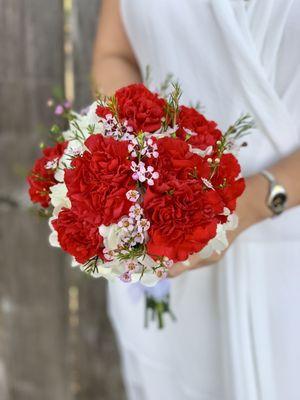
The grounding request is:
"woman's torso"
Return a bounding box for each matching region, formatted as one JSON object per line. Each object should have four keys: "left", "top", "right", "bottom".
{"left": 120, "top": 0, "right": 300, "bottom": 240}
{"left": 108, "top": 2, "right": 300, "bottom": 399}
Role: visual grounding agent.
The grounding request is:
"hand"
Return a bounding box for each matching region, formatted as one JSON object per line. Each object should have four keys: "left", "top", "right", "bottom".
{"left": 168, "top": 174, "right": 270, "bottom": 278}
{"left": 167, "top": 223, "right": 240, "bottom": 278}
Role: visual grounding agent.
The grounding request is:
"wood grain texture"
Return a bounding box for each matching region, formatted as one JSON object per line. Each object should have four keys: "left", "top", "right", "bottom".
{"left": 70, "top": 1, "right": 126, "bottom": 398}
{"left": 0, "top": 0, "right": 125, "bottom": 399}
{"left": 72, "top": 0, "right": 102, "bottom": 109}
{"left": 0, "top": 1, "right": 71, "bottom": 398}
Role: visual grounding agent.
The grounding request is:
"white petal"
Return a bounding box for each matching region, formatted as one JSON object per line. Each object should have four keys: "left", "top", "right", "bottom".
{"left": 54, "top": 168, "right": 64, "bottom": 182}
{"left": 140, "top": 271, "right": 160, "bottom": 287}
{"left": 137, "top": 254, "right": 157, "bottom": 269}
{"left": 48, "top": 217, "right": 60, "bottom": 248}
{"left": 71, "top": 257, "right": 80, "bottom": 268}
{"left": 99, "top": 224, "right": 121, "bottom": 250}
{"left": 198, "top": 244, "right": 214, "bottom": 259}
{"left": 49, "top": 230, "right": 59, "bottom": 248}
{"left": 224, "top": 213, "right": 239, "bottom": 230}
{"left": 49, "top": 183, "right": 71, "bottom": 211}
{"left": 189, "top": 145, "right": 213, "bottom": 157}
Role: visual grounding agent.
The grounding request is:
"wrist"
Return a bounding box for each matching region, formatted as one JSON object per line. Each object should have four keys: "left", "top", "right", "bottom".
{"left": 237, "top": 174, "right": 272, "bottom": 232}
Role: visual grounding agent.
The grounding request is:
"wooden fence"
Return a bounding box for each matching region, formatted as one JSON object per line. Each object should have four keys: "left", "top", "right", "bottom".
{"left": 0, "top": 1, "right": 125, "bottom": 399}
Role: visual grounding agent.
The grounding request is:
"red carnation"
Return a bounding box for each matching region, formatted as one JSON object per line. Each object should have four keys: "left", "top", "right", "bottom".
{"left": 211, "top": 153, "right": 245, "bottom": 212}
{"left": 144, "top": 179, "right": 224, "bottom": 262}
{"left": 52, "top": 208, "right": 103, "bottom": 264}
{"left": 96, "top": 84, "right": 166, "bottom": 133}
{"left": 27, "top": 142, "right": 67, "bottom": 207}
{"left": 177, "top": 106, "right": 222, "bottom": 149}
{"left": 96, "top": 105, "right": 111, "bottom": 119}
{"left": 64, "top": 134, "right": 135, "bottom": 225}
{"left": 152, "top": 137, "right": 211, "bottom": 182}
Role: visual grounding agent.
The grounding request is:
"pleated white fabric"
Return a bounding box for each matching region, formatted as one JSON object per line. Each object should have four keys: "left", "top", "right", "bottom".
{"left": 107, "top": 1, "right": 300, "bottom": 399}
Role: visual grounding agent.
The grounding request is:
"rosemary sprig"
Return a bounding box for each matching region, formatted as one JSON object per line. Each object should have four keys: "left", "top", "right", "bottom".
{"left": 208, "top": 114, "right": 254, "bottom": 180}
{"left": 82, "top": 255, "right": 100, "bottom": 275}
{"left": 115, "top": 244, "right": 146, "bottom": 262}
{"left": 144, "top": 65, "right": 152, "bottom": 88}
{"left": 163, "top": 82, "right": 182, "bottom": 130}
{"left": 224, "top": 113, "right": 255, "bottom": 141}
{"left": 106, "top": 95, "right": 120, "bottom": 121}
{"left": 159, "top": 73, "right": 173, "bottom": 97}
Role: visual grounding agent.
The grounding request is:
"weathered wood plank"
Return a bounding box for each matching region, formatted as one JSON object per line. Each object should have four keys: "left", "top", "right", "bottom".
{"left": 0, "top": 212, "right": 70, "bottom": 400}
{"left": 68, "top": 272, "right": 126, "bottom": 400}
{"left": 0, "top": 0, "right": 125, "bottom": 398}
{"left": 72, "top": 0, "right": 102, "bottom": 109}
{"left": 70, "top": 1, "right": 126, "bottom": 399}
{"left": 0, "top": 1, "right": 71, "bottom": 399}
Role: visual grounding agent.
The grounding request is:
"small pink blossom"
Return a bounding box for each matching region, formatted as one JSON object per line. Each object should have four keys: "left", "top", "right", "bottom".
{"left": 145, "top": 138, "right": 159, "bottom": 158}
{"left": 128, "top": 137, "right": 159, "bottom": 159}
{"left": 63, "top": 100, "right": 72, "bottom": 110}
{"left": 137, "top": 218, "right": 150, "bottom": 232}
{"left": 125, "top": 260, "right": 138, "bottom": 272}
{"left": 144, "top": 165, "right": 159, "bottom": 186}
{"left": 120, "top": 234, "right": 131, "bottom": 245}
{"left": 103, "top": 248, "right": 115, "bottom": 261}
{"left": 128, "top": 138, "right": 139, "bottom": 157}
{"left": 132, "top": 231, "right": 144, "bottom": 245}
{"left": 122, "top": 132, "right": 135, "bottom": 141}
{"left": 131, "top": 161, "right": 146, "bottom": 182}
{"left": 54, "top": 105, "right": 64, "bottom": 115}
{"left": 131, "top": 162, "right": 159, "bottom": 185}
{"left": 155, "top": 268, "right": 168, "bottom": 279}
{"left": 129, "top": 204, "right": 143, "bottom": 220}
{"left": 126, "top": 190, "right": 140, "bottom": 202}
{"left": 118, "top": 217, "right": 135, "bottom": 232}
{"left": 162, "top": 257, "right": 173, "bottom": 269}
{"left": 102, "top": 115, "right": 134, "bottom": 141}
{"left": 119, "top": 271, "right": 132, "bottom": 283}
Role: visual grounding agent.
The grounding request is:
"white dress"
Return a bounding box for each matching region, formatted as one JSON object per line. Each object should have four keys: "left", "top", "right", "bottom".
{"left": 107, "top": 1, "right": 300, "bottom": 399}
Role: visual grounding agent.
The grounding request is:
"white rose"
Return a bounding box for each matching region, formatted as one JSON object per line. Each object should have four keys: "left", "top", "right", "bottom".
{"left": 72, "top": 102, "right": 105, "bottom": 136}
{"left": 55, "top": 102, "right": 106, "bottom": 182}
{"left": 84, "top": 101, "right": 105, "bottom": 133}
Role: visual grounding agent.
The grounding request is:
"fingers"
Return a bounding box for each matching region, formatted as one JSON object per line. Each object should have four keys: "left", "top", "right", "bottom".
{"left": 168, "top": 254, "right": 221, "bottom": 278}
{"left": 168, "top": 257, "right": 205, "bottom": 277}
{"left": 168, "top": 263, "right": 188, "bottom": 278}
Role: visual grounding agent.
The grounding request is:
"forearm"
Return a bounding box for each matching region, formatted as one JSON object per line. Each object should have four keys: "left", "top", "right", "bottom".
{"left": 239, "top": 149, "right": 300, "bottom": 231}
{"left": 91, "top": 0, "right": 141, "bottom": 97}
{"left": 91, "top": 54, "right": 141, "bottom": 96}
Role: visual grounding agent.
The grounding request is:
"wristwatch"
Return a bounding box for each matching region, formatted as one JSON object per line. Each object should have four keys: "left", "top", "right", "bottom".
{"left": 261, "top": 170, "right": 288, "bottom": 216}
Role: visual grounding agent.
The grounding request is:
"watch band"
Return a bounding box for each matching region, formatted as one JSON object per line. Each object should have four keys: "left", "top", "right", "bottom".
{"left": 261, "top": 170, "right": 276, "bottom": 185}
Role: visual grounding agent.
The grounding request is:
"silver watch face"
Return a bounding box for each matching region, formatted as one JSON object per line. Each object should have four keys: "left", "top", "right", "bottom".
{"left": 270, "top": 186, "right": 287, "bottom": 215}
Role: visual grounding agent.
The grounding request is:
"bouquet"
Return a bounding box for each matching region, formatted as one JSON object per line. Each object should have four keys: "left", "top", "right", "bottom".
{"left": 28, "top": 82, "right": 252, "bottom": 328}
